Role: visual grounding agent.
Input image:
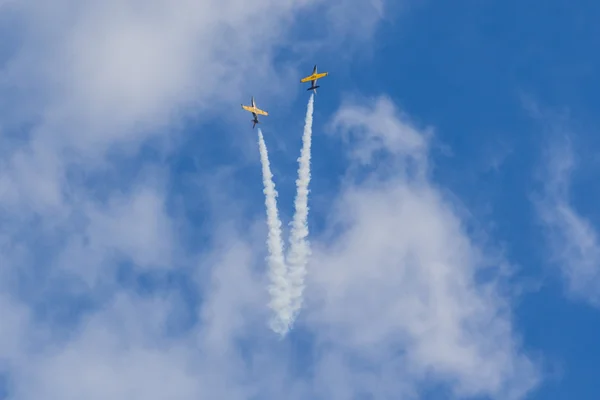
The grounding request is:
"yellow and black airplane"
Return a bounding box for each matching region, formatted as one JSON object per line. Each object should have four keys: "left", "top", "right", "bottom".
{"left": 241, "top": 96, "right": 268, "bottom": 128}
{"left": 300, "top": 64, "right": 329, "bottom": 93}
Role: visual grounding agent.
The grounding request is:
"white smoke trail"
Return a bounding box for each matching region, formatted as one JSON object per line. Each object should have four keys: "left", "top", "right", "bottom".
{"left": 257, "top": 129, "right": 292, "bottom": 336}
{"left": 287, "top": 93, "right": 314, "bottom": 320}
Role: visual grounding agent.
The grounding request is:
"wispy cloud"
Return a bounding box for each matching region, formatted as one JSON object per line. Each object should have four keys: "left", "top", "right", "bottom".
{"left": 307, "top": 96, "right": 540, "bottom": 399}
{"left": 536, "top": 135, "right": 600, "bottom": 306}
{"left": 329, "top": 96, "right": 430, "bottom": 181}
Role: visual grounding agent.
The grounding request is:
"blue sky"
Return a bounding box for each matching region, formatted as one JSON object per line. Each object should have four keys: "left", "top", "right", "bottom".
{"left": 1, "top": 0, "right": 600, "bottom": 399}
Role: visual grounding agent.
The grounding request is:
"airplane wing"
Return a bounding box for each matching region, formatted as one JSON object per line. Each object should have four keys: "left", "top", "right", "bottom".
{"left": 300, "top": 72, "right": 328, "bottom": 83}
{"left": 300, "top": 74, "right": 315, "bottom": 83}
{"left": 242, "top": 105, "right": 268, "bottom": 116}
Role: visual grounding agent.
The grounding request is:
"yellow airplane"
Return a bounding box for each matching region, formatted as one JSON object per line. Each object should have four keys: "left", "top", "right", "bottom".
{"left": 241, "top": 96, "right": 268, "bottom": 128}
{"left": 300, "top": 64, "right": 329, "bottom": 93}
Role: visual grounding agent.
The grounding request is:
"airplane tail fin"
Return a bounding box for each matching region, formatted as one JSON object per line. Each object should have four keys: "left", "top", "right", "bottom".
{"left": 308, "top": 85, "right": 320, "bottom": 93}
{"left": 252, "top": 119, "right": 260, "bottom": 129}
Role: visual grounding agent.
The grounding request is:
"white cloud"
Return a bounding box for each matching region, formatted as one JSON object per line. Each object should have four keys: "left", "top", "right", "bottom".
{"left": 53, "top": 183, "right": 177, "bottom": 286}
{"left": 0, "top": 0, "right": 390, "bottom": 268}
{"left": 0, "top": 0, "right": 392, "bottom": 224}
{"left": 2, "top": 0, "right": 388, "bottom": 154}
{"left": 0, "top": 92, "right": 542, "bottom": 399}
{"left": 0, "top": 1, "right": 541, "bottom": 399}
{"left": 303, "top": 97, "right": 540, "bottom": 399}
{"left": 329, "top": 96, "right": 430, "bottom": 181}
{"left": 13, "top": 295, "right": 204, "bottom": 400}
{"left": 536, "top": 136, "right": 600, "bottom": 306}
